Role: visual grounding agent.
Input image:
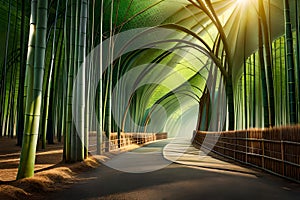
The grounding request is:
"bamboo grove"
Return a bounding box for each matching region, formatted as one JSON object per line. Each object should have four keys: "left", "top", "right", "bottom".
{"left": 0, "top": 0, "right": 299, "bottom": 179}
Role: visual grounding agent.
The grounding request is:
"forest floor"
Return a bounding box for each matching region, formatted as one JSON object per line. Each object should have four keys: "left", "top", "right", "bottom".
{"left": 0, "top": 137, "right": 111, "bottom": 200}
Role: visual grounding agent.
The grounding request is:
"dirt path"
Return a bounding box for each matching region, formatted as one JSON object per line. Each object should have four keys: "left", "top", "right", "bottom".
{"left": 46, "top": 139, "right": 300, "bottom": 200}
{"left": 0, "top": 137, "right": 99, "bottom": 200}
{"left": 0, "top": 137, "right": 64, "bottom": 182}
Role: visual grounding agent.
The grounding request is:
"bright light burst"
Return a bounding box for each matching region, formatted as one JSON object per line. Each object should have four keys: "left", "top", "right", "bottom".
{"left": 236, "top": 0, "right": 248, "bottom": 5}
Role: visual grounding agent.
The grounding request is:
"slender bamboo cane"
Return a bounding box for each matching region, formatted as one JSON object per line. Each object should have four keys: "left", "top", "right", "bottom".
{"left": 48, "top": 25, "right": 63, "bottom": 144}
{"left": 252, "top": 54, "right": 256, "bottom": 127}
{"left": 295, "top": 0, "right": 300, "bottom": 122}
{"left": 65, "top": 0, "right": 76, "bottom": 162}
{"left": 243, "top": 14, "right": 248, "bottom": 130}
{"left": 258, "top": 13, "right": 270, "bottom": 128}
{"left": 63, "top": 0, "right": 70, "bottom": 161}
{"left": 5, "top": 0, "right": 19, "bottom": 137}
{"left": 280, "top": 37, "right": 284, "bottom": 125}
{"left": 284, "top": 0, "right": 297, "bottom": 124}
{"left": 76, "top": 0, "right": 88, "bottom": 161}
{"left": 84, "top": 0, "right": 90, "bottom": 159}
{"left": 54, "top": 28, "right": 65, "bottom": 142}
{"left": 41, "top": 0, "right": 61, "bottom": 149}
{"left": 16, "top": 0, "right": 27, "bottom": 146}
{"left": 258, "top": 0, "right": 275, "bottom": 127}
{"left": 104, "top": 0, "right": 114, "bottom": 151}
{"left": 97, "top": 0, "right": 104, "bottom": 155}
{"left": 1, "top": 0, "right": 12, "bottom": 137}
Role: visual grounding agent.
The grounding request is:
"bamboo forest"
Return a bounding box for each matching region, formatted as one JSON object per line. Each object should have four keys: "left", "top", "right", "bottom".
{"left": 0, "top": 0, "right": 300, "bottom": 199}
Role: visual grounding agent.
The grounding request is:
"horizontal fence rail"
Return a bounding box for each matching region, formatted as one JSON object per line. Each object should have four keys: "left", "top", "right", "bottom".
{"left": 192, "top": 126, "right": 300, "bottom": 182}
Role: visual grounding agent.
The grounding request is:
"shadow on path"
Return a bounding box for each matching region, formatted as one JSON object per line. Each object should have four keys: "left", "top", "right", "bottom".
{"left": 47, "top": 139, "right": 300, "bottom": 200}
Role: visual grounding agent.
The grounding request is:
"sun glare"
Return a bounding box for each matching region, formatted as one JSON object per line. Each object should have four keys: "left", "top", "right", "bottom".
{"left": 236, "top": 0, "right": 247, "bottom": 4}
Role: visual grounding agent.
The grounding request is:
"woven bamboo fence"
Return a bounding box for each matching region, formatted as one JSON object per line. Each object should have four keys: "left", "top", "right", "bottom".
{"left": 89, "top": 132, "right": 168, "bottom": 152}
{"left": 109, "top": 132, "right": 168, "bottom": 150}
{"left": 192, "top": 126, "right": 300, "bottom": 182}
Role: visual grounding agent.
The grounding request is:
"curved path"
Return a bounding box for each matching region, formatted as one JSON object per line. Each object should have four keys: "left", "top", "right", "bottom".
{"left": 47, "top": 139, "right": 300, "bottom": 200}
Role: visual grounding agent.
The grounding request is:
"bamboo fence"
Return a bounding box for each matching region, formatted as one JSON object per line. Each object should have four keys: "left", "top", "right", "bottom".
{"left": 192, "top": 126, "right": 300, "bottom": 182}
{"left": 89, "top": 132, "right": 168, "bottom": 152}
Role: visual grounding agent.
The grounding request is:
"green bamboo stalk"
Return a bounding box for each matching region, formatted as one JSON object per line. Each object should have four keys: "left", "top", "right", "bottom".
{"left": 70, "top": 0, "right": 79, "bottom": 162}
{"left": 47, "top": 28, "right": 63, "bottom": 144}
{"left": 41, "top": 0, "right": 61, "bottom": 149}
{"left": 52, "top": 22, "right": 64, "bottom": 143}
{"left": 17, "top": 0, "right": 48, "bottom": 179}
{"left": 258, "top": 11, "right": 270, "bottom": 128}
{"left": 71, "top": 0, "right": 83, "bottom": 161}
{"left": 6, "top": 57, "right": 18, "bottom": 138}
{"left": 1, "top": 0, "right": 12, "bottom": 137}
{"left": 22, "top": 0, "right": 37, "bottom": 146}
{"left": 116, "top": 59, "right": 121, "bottom": 148}
{"left": 63, "top": 0, "right": 70, "bottom": 161}
{"left": 16, "top": 0, "right": 27, "bottom": 146}
{"left": 76, "top": 0, "right": 88, "bottom": 161}
{"left": 65, "top": 0, "right": 76, "bottom": 162}
{"left": 104, "top": 0, "right": 114, "bottom": 151}
{"left": 84, "top": 0, "right": 91, "bottom": 159}
{"left": 9, "top": 66, "right": 18, "bottom": 138}
{"left": 259, "top": 0, "right": 275, "bottom": 127}
{"left": 8, "top": 0, "right": 20, "bottom": 138}
{"left": 252, "top": 54, "right": 256, "bottom": 127}
{"left": 225, "top": 74, "right": 234, "bottom": 130}
{"left": 284, "top": 0, "right": 297, "bottom": 124}
{"left": 273, "top": 39, "right": 277, "bottom": 126}
{"left": 295, "top": 0, "right": 300, "bottom": 122}
{"left": 243, "top": 16, "right": 248, "bottom": 130}
{"left": 243, "top": 57, "right": 247, "bottom": 129}
{"left": 280, "top": 37, "right": 283, "bottom": 125}
{"left": 97, "top": 0, "right": 104, "bottom": 155}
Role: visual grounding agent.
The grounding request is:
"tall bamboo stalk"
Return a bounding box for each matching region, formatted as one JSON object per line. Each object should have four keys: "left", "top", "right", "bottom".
{"left": 252, "top": 54, "right": 256, "bottom": 127}
{"left": 97, "top": 0, "right": 104, "bottom": 155}
{"left": 280, "top": 37, "right": 284, "bottom": 125}
{"left": 284, "top": 0, "right": 297, "bottom": 124}
{"left": 53, "top": 27, "right": 65, "bottom": 143}
{"left": 243, "top": 14, "right": 248, "bottom": 130}
{"left": 17, "top": 0, "right": 48, "bottom": 179}
{"left": 243, "top": 57, "right": 247, "bottom": 129}
{"left": 41, "top": 0, "right": 61, "bottom": 149}
{"left": 258, "top": 15, "right": 270, "bottom": 128}
{"left": 76, "top": 0, "right": 88, "bottom": 161}
{"left": 47, "top": 22, "right": 64, "bottom": 144}
{"left": 16, "top": 0, "right": 27, "bottom": 146}
{"left": 258, "top": 0, "right": 275, "bottom": 127}
{"left": 65, "top": 0, "right": 76, "bottom": 162}
{"left": 63, "top": 0, "right": 70, "bottom": 161}
{"left": 104, "top": 0, "right": 114, "bottom": 151}
{"left": 1, "top": 0, "right": 12, "bottom": 137}
{"left": 295, "top": 0, "right": 300, "bottom": 122}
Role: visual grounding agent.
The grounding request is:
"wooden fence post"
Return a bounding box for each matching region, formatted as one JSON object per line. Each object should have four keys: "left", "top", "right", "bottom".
{"left": 262, "top": 129, "right": 265, "bottom": 169}
{"left": 234, "top": 132, "right": 236, "bottom": 160}
{"left": 245, "top": 130, "right": 248, "bottom": 163}
{"left": 280, "top": 130, "right": 285, "bottom": 176}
